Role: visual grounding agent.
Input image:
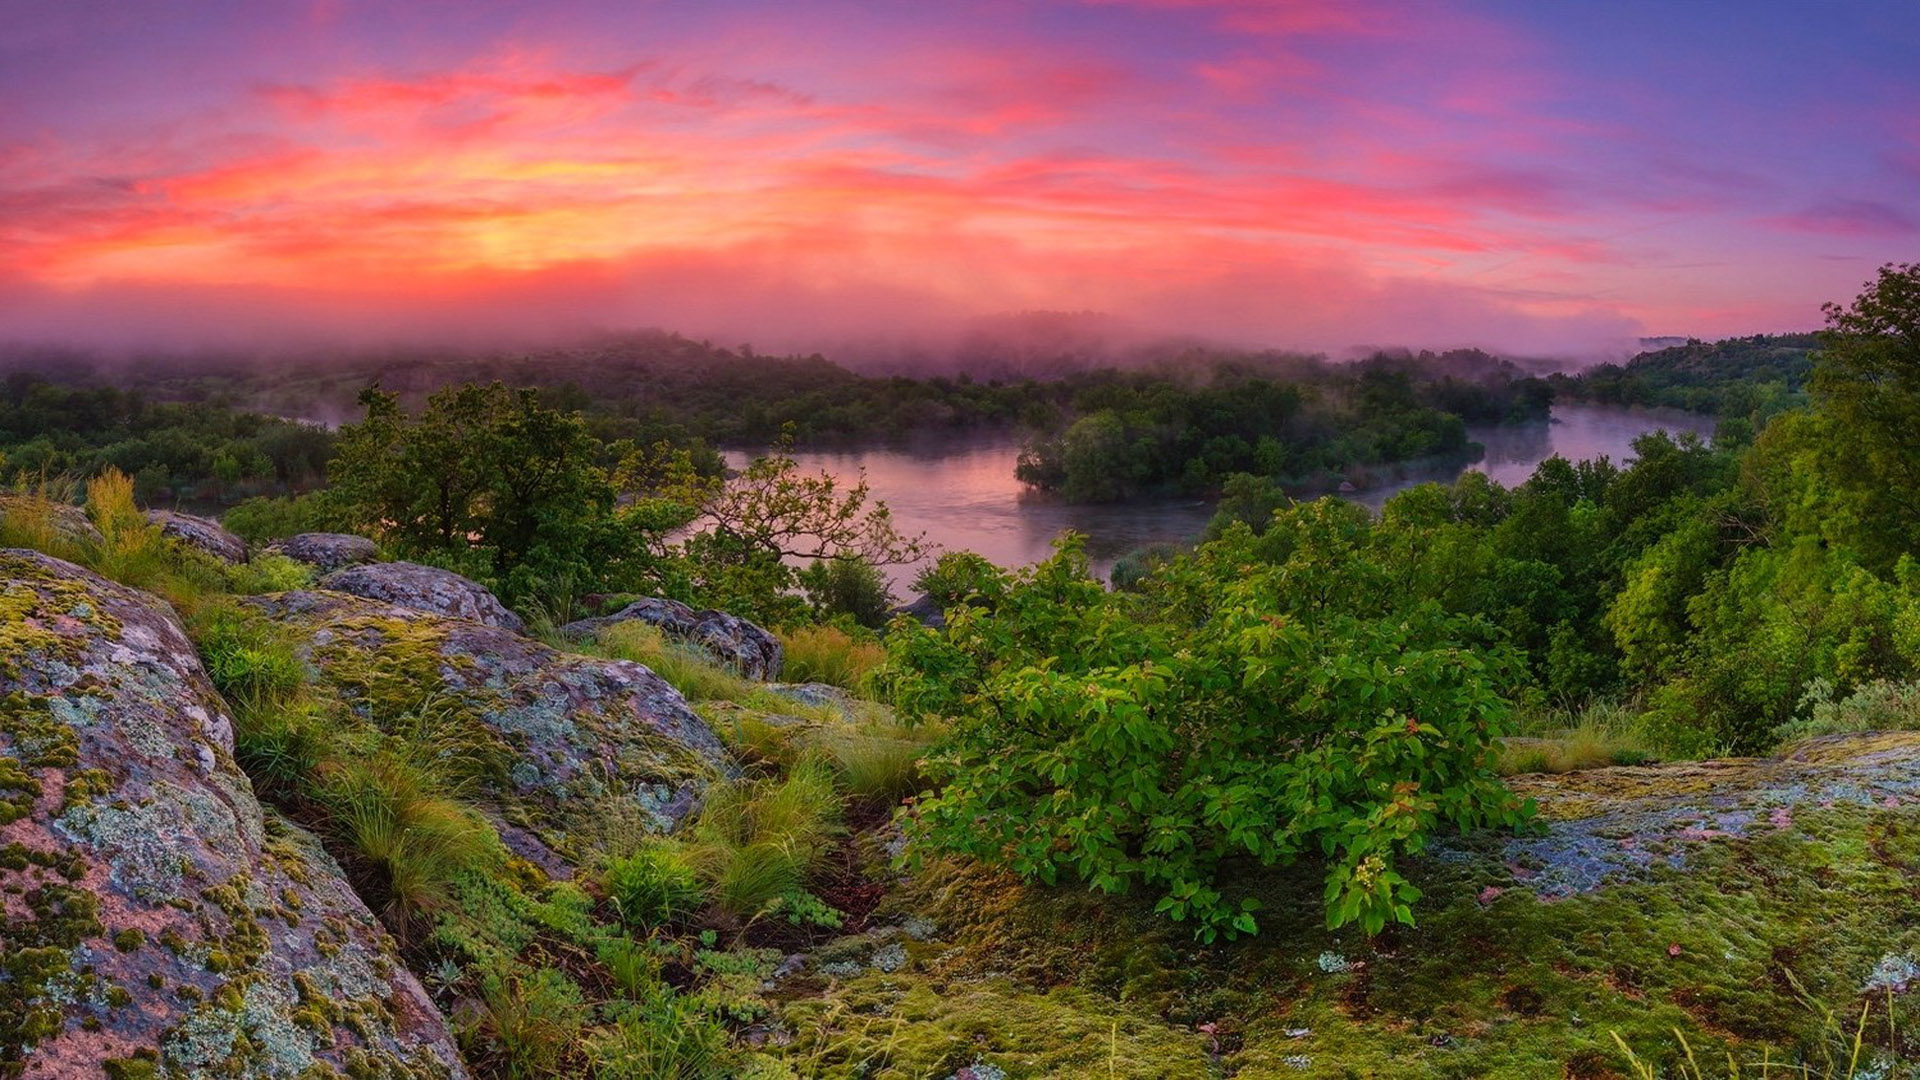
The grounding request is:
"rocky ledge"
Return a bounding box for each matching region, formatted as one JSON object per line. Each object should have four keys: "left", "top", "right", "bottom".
{"left": 246, "top": 589, "right": 730, "bottom": 870}
{"left": 0, "top": 549, "right": 466, "bottom": 1078}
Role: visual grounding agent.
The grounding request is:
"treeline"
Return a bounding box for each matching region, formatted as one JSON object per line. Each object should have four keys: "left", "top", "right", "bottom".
{"left": 0, "top": 374, "right": 333, "bottom": 503}
{"left": 1552, "top": 333, "right": 1818, "bottom": 418}
{"left": 1015, "top": 351, "right": 1552, "bottom": 502}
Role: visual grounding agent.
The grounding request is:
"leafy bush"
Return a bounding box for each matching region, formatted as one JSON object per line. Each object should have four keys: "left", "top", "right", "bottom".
{"left": 1778, "top": 678, "right": 1920, "bottom": 742}
{"left": 466, "top": 964, "right": 591, "bottom": 1080}
{"left": 798, "top": 556, "right": 894, "bottom": 628}
{"left": 604, "top": 844, "right": 704, "bottom": 930}
{"left": 883, "top": 536, "right": 1531, "bottom": 939}
{"left": 221, "top": 492, "right": 336, "bottom": 544}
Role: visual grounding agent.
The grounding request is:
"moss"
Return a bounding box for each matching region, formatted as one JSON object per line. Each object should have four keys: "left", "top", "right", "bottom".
{"left": 0, "top": 559, "right": 121, "bottom": 678}
{"left": 761, "top": 792, "right": 1920, "bottom": 1077}
{"left": 62, "top": 766, "right": 114, "bottom": 812}
{"left": 103, "top": 1057, "right": 160, "bottom": 1080}
{"left": 113, "top": 927, "right": 145, "bottom": 952}
{"left": 0, "top": 883, "right": 105, "bottom": 1058}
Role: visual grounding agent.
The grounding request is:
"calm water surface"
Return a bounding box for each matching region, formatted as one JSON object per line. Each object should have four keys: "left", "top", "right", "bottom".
{"left": 737, "top": 402, "right": 1718, "bottom": 590}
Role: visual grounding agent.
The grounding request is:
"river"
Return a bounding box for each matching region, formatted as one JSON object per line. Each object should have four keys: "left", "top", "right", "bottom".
{"left": 734, "top": 402, "right": 1719, "bottom": 592}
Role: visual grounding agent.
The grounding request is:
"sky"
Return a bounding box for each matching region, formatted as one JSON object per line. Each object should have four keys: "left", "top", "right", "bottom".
{"left": 1, "top": 0, "right": 1917, "bottom": 359}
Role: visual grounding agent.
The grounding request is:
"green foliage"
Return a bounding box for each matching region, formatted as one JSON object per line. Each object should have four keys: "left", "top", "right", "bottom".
{"left": 587, "top": 988, "right": 731, "bottom": 1080}
{"left": 884, "top": 536, "right": 1532, "bottom": 939}
{"left": 777, "top": 624, "right": 886, "bottom": 691}
{"left": 0, "top": 372, "right": 331, "bottom": 502}
{"left": 466, "top": 964, "right": 591, "bottom": 1079}
{"left": 798, "top": 556, "right": 895, "bottom": 628}
{"left": 221, "top": 492, "right": 337, "bottom": 543}
{"left": 1779, "top": 678, "right": 1920, "bottom": 742}
{"left": 910, "top": 550, "right": 1004, "bottom": 610}
{"left": 603, "top": 843, "right": 704, "bottom": 930}
{"left": 315, "top": 750, "right": 497, "bottom": 928}
{"left": 1012, "top": 352, "right": 1541, "bottom": 502}
{"left": 686, "top": 761, "right": 843, "bottom": 924}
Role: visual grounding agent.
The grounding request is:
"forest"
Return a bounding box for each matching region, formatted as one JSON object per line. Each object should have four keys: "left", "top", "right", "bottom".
{"left": 4, "top": 265, "right": 1920, "bottom": 1076}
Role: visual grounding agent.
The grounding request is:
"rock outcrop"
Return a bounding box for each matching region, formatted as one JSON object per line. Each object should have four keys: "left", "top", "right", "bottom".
{"left": 0, "top": 549, "right": 466, "bottom": 1078}
{"left": 560, "top": 596, "right": 783, "bottom": 680}
{"left": 145, "top": 510, "right": 248, "bottom": 564}
{"left": 319, "top": 560, "right": 524, "bottom": 633}
{"left": 247, "top": 590, "right": 731, "bottom": 869}
{"left": 262, "top": 532, "right": 379, "bottom": 573}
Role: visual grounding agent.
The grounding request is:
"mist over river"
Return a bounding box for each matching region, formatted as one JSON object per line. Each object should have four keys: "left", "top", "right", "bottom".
{"left": 733, "top": 402, "right": 1718, "bottom": 592}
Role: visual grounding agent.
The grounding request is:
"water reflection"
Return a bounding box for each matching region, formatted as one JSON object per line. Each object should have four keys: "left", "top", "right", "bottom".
{"left": 736, "top": 403, "right": 1719, "bottom": 589}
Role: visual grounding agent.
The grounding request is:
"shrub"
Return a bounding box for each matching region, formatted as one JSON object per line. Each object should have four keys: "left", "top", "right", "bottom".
{"left": 466, "top": 964, "right": 590, "bottom": 1080}
{"left": 1778, "top": 677, "right": 1920, "bottom": 743}
{"left": 798, "top": 556, "right": 894, "bottom": 628}
{"left": 83, "top": 469, "right": 172, "bottom": 590}
{"left": 911, "top": 550, "right": 1004, "bottom": 610}
{"left": 587, "top": 990, "right": 731, "bottom": 1080}
{"left": 777, "top": 624, "right": 886, "bottom": 691}
{"left": 886, "top": 536, "right": 1531, "bottom": 939}
{"left": 221, "top": 492, "right": 335, "bottom": 544}
{"left": 1107, "top": 541, "right": 1184, "bottom": 591}
{"left": 604, "top": 844, "right": 704, "bottom": 930}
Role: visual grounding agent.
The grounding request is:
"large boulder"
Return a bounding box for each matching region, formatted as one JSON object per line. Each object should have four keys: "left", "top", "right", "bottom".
{"left": 262, "top": 532, "right": 379, "bottom": 574}
{"left": 145, "top": 509, "right": 248, "bottom": 564}
{"left": 246, "top": 590, "right": 731, "bottom": 870}
{"left": 561, "top": 597, "right": 783, "bottom": 680}
{"left": 0, "top": 549, "right": 467, "bottom": 1078}
{"left": 319, "top": 560, "right": 524, "bottom": 634}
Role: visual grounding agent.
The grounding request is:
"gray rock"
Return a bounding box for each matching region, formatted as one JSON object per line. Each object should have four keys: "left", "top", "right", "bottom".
{"left": 0, "top": 549, "right": 467, "bottom": 1078}
{"left": 247, "top": 589, "right": 732, "bottom": 862}
{"left": 262, "top": 532, "right": 379, "bottom": 573}
{"left": 319, "top": 560, "right": 524, "bottom": 633}
{"left": 560, "top": 596, "right": 783, "bottom": 680}
{"left": 146, "top": 509, "right": 248, "bottom": 564}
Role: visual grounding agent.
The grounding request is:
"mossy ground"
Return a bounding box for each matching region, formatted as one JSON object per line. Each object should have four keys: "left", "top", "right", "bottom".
{"left": 755, "top": 783, "right": 1920, "bottom": 1078}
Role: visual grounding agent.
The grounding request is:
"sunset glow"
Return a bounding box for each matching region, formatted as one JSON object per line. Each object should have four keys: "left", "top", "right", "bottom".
{"left": 3, "top": 1, "right": 1917, "bottom": 355}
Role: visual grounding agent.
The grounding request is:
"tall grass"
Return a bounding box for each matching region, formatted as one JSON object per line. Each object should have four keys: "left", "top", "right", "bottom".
{"left": 1499, "top": 699, "right": 1655, "bottom": 775}
{"left": 810, "top": 728, "right": 927, "bottom": 804}
{"left": 599, "top": 622, "right": 761, "bottom": 702}
{"left": 82, "top": 468, "right": 173, "bottom": 591}
{"left": 779, "top": 624, "right": 886, "bottom": 691}
{"left": 317, "top": 749, "right": 496, "bottom": 928}
{"left": 686, "top": 759, "right": 842, "bottom": 923}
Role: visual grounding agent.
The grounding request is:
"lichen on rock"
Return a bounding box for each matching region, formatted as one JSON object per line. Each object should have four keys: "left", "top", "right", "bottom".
{"left": 246, "top": 589, "right": 730, "bottom": 867}
{"left": 262, "top": 532, "right": 379, "bottom": 574}
{"left": 0, "top": 548, "right": 467, "bottom": 1077}
{"left": 144, "top": 510, "right": 248, "bottom": 565}
{"left": 318, "top": 561, "right": 525, "bottom": 633}
{"left": 560, "top": 596, "right": 784, "bottom": 680}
